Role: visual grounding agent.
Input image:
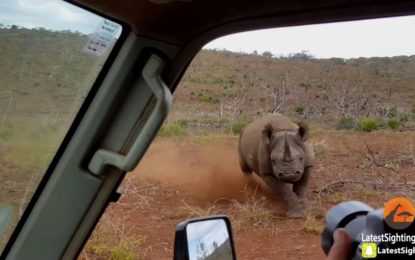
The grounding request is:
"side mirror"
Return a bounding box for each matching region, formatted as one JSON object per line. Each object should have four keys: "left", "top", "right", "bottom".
{"left": 174, "top": 215, "right": 237, "bottom": 260}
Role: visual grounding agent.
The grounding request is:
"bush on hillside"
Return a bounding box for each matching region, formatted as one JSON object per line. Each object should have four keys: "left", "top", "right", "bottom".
{"left": 360, "top": 118, "right": 379, "bottom": 132}
{"left": 337, "top": 117, "right": 355, "bottom": 130}
{"left": 387, "top": 119, "right": 400, "bottom": 130}
{"left": 231, "top": 122, "right": 247, "bottom": 135}
{"left": 158, "top": 122, "right": 187, "bottom": 138}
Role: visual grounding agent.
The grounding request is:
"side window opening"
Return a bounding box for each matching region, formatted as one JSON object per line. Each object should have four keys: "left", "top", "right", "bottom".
{"left": 9, "top": 13, "right": 409, "bottom": 259}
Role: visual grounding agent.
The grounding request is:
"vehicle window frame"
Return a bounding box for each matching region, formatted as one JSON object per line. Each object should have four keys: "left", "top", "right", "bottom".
{"left": 3, "top": 0, "right": 415, "bottom": 258}
{"left": 0, "top": 0, "right": 131, "bottom": 256}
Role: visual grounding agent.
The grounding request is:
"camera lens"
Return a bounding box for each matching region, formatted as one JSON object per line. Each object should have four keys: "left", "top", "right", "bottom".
{"left": 321, "top": 201, "right": 374, "bottom": 255}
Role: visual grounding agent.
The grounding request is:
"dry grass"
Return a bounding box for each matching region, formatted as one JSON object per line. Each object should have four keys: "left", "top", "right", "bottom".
{"left": 113, "top": 178, "right": 160, "bottom": 213}
{"left": 319, "top": 183, "right": 385, "bottom": 208}
{"left": 180, "top": 199, "right": 222, "bottom": 217}
{"left": 179, "top": 187, "right": 277, "bottom": 232}
{"left": 302, "top": 207, "right": 325, "bottom": 234}
{"left": 313, "top": 139, "right": 329, "bottom": 155}
{"left": 227, "top": 196, "right": 275, "bottom": 231}
{"left": 81, "top": 212, "right": 148, "bottom": 260}
{"left": 80, "top": 179, "right": 160, "bottom": 260}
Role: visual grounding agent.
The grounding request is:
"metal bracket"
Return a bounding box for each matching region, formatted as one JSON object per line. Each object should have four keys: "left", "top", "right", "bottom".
{"left": 88, "top": 54, "right": 172, "bottom": 175}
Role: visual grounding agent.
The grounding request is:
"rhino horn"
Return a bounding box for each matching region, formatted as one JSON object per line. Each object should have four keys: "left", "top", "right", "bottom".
{"left": 283, "top": 132, "right": 292, "bottom": 162}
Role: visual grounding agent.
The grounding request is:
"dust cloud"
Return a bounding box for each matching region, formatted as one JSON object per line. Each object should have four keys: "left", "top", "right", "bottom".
{"left": 131, "top": 138, "right": 273, "bottom": 204}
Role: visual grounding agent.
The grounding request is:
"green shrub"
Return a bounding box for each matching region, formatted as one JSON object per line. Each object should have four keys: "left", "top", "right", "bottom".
{"left": 231, "top": 122, "right": 247, "bottom": 135}
{"left": 309, "top": 123, "right": 324, "bottom": 133}
{"left": 197, "top": 93, "right": 220, "bottom": 103}
{"left": 189, "top": 77, "right": 207, "bottom": 84}
{"left": 213, "top": 78, "right": 235, "bottom": 85}
{"left": 299, "top": 83, "right": 312, "bottom": 90}
{"left": 86, "top": 230, "right": 145, "bottom": 260}
{"left": 387, "top": 119, "right": 400, "bottom": 130}
{"left": 294, "top": 106, "right": 304, "bottom": 115}
{"left": 177, "top": 119, "right": 188, "bottom": 128}
{"left": 360, "top": 118, "right": 379, "bottom": 132}
{"left": 158, "top": 122, "right": 187, "bottom": 138}
{"left": 337, "top": 117, "right": 355, "bottom": 130}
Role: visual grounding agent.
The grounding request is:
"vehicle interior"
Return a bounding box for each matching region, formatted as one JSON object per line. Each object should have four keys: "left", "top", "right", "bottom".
{"left": 1, "top": 0, "right": 415, "bottom": 259}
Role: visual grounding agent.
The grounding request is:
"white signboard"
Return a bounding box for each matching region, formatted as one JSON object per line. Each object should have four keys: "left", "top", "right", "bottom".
{"left": 84, "top": 19, "right": 120, "bottom": 56}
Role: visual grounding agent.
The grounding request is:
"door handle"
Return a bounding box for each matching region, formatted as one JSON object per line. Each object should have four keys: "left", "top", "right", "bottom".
{"left": 88, "top": 54, "right": 172, "bottom": 175}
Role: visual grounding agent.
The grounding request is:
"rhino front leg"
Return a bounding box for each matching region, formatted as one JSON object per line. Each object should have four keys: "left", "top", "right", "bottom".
{"left": 262, "top": 175, "right": 304, "bottom": 218}
{"left": 293, "top": 167, "right": 312, "bottom": 210}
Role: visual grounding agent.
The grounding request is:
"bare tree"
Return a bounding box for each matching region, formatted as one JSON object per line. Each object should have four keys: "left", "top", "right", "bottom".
{"left": 269, "top": 71, "right": 290, "bottom": 114}
{"left": 252, "top": 71, "right": 290, "bottom": 115}
{"left": 320, "top": 79, "right": 371, "bottom": 119}
{"left": 219, "top": 84, "right": 247, "bottom": 126}
{"left": 218, "top": 63, "right": 249, "bottom": 124}
{"left": 197, "top": 240, "right": 209, "bottom": 260}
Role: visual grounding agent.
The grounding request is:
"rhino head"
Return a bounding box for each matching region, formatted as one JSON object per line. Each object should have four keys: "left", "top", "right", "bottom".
{"left": 261, "top": 122, "right": 309, "bottom": 183}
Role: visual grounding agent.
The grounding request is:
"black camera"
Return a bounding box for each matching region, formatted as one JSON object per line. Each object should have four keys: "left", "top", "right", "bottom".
{"left": 321, "top": 201, "right": 415, "bottom": 259}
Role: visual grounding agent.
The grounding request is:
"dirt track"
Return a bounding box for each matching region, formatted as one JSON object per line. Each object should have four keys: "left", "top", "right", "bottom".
{"left": 82, "top": 131, "right": 415, "bottom": 260}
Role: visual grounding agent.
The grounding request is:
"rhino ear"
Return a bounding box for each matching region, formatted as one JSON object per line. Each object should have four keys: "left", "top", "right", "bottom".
{"left": 297, "top": 121, "right": 310, "bottom": 141}
{"left": 262, "top": 124, "right": 273, "bottom": 145}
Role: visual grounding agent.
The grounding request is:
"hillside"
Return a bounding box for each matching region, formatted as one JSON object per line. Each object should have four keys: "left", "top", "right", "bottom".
{"left": 1, "top": 27, "right": 415, "bottom": 130}
{"left": 170, "top": 50, "right": 415, "bottom": 130}
{"left": 0, "top": 27, "right": 105, "bottom": 114}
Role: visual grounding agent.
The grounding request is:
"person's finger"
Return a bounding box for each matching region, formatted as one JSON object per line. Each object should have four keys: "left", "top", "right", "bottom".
{"left": 327, "top": 228, "right": 353, "bottom": 260}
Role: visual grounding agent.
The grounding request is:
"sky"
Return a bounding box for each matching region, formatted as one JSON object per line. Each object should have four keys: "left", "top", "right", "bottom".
{"left": 187, "top": 219, "right": 229, "bottom": 260}
{"left": 204, "top": 15, "right": 415, "bottom": 59}
{"left": 1, "top": 0, "right": 415, "bottom": 58}
{"left": 0, "top": 0, "right": 105, "bottom": 35}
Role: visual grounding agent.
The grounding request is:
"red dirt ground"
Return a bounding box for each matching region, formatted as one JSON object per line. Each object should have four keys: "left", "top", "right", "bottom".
{"left": 81, "top": 131, "right": 415, "bottom": 260}
{"left": 130, "top": 137, "right": 324, "bottom": 259}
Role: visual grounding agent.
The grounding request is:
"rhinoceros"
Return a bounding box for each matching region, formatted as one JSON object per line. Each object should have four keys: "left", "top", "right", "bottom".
{"left": 238, "top": 115, "right": 314, "bottom": 218}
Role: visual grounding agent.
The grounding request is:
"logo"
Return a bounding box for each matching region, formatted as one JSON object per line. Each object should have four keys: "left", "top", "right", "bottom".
{"left": 362, "top": 243, "right": 377, "bottom": 258}
{"left": 384, "top": 197, "right": 415, "bottom": 230}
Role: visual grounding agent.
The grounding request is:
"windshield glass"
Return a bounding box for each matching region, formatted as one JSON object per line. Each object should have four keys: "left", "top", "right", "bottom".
{"left": 0, "top": 0, "right": 122, "bottom": 252}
